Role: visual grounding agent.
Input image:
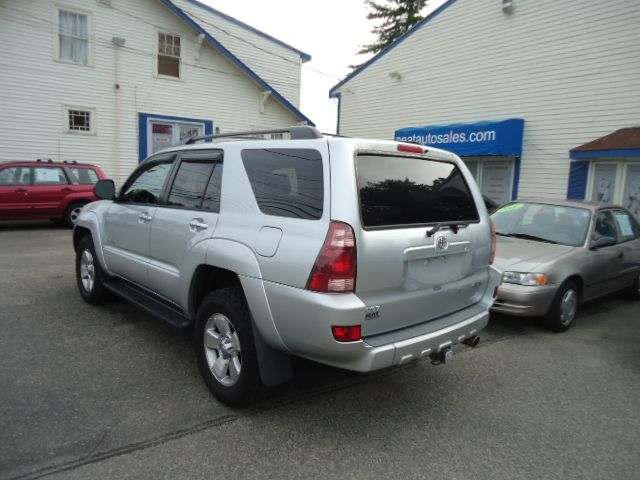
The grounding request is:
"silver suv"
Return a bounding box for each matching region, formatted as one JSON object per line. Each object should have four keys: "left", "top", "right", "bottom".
{"left": 73, "top": 126, "right": 500, "bottom": 405}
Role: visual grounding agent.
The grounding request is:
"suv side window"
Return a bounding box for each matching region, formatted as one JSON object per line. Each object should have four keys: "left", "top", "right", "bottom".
{"left": 241, "top": 148, "right": 323, "bottom": 220}
{"left": 593, "top": 210, "right": 619, "bottom": 242}
{"left": 613, "top": 210, "right": 640, "bottom": 241}
{"left": 167, "top": 151, "right": 222, "bottom": 210}
{"left": 0, "top": 167, "right": 31, "bottom": 186}
{"left": 66, "top": 167, "right": 99, "bottom": 184}
{"left": 33, "top": 167, "right": 68, "bottom": 185}
{"left": 121, "top": 154, "right": 175, "bottom": 204}
{"left": 202, "top": 163, "right": 223, "bottom": 213}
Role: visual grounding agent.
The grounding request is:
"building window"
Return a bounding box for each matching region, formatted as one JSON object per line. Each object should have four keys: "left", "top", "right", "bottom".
{"left": 66, "top": 108, "right": 93, "bottom": 133}
{"left": 158, "top": 33, "right": 180, "bottom": 78}
{"left": 59, "top": 10, "right": 89, "bottom": 65}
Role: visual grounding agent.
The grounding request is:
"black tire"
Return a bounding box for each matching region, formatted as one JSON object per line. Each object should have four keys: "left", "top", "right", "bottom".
{"left": 64, "top": 201, "right": 87, "bottom": 228}
{"left": 541, "top": 281, "right": 579, "bottom": 332}
{"left": 76, "top": 235, "right": 112, "bottom": 304}
{"left": 627, "top": 272, "right": 640, "bottom": 301}
{"left": 194, "top": 288, "right": 261, "bottom": 406}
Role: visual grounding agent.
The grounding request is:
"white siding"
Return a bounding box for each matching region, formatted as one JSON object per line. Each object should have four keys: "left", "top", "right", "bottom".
{"left": 334, "top": 0, "right": 640, "bottom": 199}
{"left": 0, "top": 0, "right": 301, "bottom": 183}
{"left": 173, "top": 0, "right": 303, "bottom": 107}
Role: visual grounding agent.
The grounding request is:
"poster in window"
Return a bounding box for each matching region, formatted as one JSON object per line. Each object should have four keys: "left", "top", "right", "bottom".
{"left": 623, "top": 165, "right": 640, "bottom": 220}
{"left": 590, "top": 164, "right": 617, "bottom": 203}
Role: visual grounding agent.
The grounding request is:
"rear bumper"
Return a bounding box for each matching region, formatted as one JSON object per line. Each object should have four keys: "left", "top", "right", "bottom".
{"left": 491, "top": 283, "right": 557, "bottom": 317}
{"left": 263, "top": 266, "right": 499, "bottom": 372}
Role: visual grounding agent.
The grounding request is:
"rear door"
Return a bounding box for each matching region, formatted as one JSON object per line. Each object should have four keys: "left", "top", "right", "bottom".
{"left": 611, "top": 209, "right": 640, "bottom": 289}
{"left": 352, "top": 152, "right": 490, "bottom": 336}
{"left": 583, "top": 209, "right": 624, "bottom": 298}
{"left": 147, "top": 150, "right": 223, "bottom": 303}
{"left": 0, "top": 166, "right": 32, "bottom": 219}
{"left": 29, "top": 166, "right": 72, "bottom": 217}
{"left": 102, "top": 153, "right": 176, "bottom": 286}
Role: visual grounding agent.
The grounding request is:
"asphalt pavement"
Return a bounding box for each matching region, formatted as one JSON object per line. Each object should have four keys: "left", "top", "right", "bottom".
{"left": 1, "top": 222, "right": 639, "bottom": 480}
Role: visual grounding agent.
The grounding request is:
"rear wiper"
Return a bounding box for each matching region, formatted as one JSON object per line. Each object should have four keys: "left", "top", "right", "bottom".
{"left": 427, "top": 223, "right": 460, "bottom": 237}
{"left": 509, "top": 233, "right": 557, "bottom": 244}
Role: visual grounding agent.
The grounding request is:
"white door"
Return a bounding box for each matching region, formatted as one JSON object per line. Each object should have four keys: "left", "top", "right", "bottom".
{"left": 480, "top": 160, "right": 513, "bottom": 206}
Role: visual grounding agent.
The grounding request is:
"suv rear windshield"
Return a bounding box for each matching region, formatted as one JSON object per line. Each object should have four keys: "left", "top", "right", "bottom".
{"left": 356, "top": 154, "right": 479, "bottom": 229}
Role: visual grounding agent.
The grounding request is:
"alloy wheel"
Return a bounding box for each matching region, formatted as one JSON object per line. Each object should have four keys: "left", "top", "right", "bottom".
{"left": 79, "top": 249, "right": 95, "bottom": 293}
{"left": 203, "top": 313, "right": 242, "bottom": 386}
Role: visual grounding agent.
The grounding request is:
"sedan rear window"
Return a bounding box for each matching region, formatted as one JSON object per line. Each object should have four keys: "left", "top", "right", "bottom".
{"left": 356, "top": 154, "right": 479, "bottom": 229}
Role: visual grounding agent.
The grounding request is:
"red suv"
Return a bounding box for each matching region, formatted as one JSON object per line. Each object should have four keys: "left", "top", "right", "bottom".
{"left": 0, "top": 160, "right": 107, "bottom": 227}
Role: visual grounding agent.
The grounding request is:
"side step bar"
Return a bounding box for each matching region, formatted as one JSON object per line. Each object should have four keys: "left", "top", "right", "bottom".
{"left": 103, "top": 278, "right": 191, "bottom": 328}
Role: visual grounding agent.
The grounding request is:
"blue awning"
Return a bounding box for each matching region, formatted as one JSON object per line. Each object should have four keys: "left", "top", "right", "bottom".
{"left": 395, "top": 118, "right": 525, "bottom": 157}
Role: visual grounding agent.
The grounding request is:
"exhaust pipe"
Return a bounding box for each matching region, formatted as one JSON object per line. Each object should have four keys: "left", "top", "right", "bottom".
{"left": 462, "top": 335, "right": 480, "bottom": 348}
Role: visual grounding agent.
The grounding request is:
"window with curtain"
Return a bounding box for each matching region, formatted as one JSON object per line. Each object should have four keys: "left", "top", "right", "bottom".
{"left": 158, "top": 33, "right": 181, "bottom": 77}
{"left": 59, "top": 10, "right": 89, "bottom": 64}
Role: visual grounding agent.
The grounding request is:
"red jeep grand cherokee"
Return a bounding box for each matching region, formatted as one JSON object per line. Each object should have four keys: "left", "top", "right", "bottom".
{"left": 0, "top": 160, "right": 107, "bottom": 227}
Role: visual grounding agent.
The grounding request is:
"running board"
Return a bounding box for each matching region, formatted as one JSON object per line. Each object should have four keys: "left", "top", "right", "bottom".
{"left": 103, "top": 278, "right": 191, "bottom": 328}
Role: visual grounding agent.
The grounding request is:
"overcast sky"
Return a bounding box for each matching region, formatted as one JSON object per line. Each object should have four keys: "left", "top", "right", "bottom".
{"left": 200, "top": 0, "right": 446, "bottom": 133}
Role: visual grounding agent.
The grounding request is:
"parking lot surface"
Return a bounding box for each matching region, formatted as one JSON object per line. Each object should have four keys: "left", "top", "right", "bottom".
{"left": 1, "top": 222, "right": 639, "bottom": 480}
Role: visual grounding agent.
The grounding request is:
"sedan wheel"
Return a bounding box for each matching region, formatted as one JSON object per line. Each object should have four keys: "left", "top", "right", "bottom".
{"left": 542, "top": 280, "right": 579, "bottom": 332}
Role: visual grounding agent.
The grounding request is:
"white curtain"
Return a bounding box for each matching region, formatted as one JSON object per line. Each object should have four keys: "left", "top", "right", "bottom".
{"left": 59, "top": 11, "right": 88, "bottom": 64}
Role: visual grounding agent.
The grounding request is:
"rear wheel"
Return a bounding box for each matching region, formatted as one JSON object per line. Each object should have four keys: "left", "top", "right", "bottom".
{"left": 541, "top": 281, "right": 578, "bottom": 332}
{"left": 64, "top": 201, "right": 87, "bottom": 228}
{"left": 76, "top": 235, "right": 111, "bottom": 304}
{"left": 194, "top": 288, "right": 261, "bottom": 406}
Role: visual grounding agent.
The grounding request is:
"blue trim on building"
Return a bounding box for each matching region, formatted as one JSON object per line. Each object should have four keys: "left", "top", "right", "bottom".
{"left": 183, "top": 0, "right": 311, "bottom": 62}
{"left": 570, "top": 149, "right": 640, "bottom": 159}
{"left": 512, "top": 157, "right": 521, "bottom": 200}
{"left": 566, "top": 161, "right": 589, "bottom": 200}
{"left": 138, "top": 112, "right": 213, "bottom": 161}
{"left": 161, "top": 0, "right": 314, "bottom": 126}
{"left": 329, "top": 0, "right": 459, "bottom": 97}
{"left": 334, "top": 92, "right": 342, "bottom": 135}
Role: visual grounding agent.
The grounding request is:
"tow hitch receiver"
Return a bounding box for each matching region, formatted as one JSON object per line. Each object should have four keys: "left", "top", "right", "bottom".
{"left": 430, "top": 348, "right": 453, "bottom": 366}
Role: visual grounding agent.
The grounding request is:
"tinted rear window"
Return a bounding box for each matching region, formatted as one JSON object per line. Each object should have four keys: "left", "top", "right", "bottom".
{"left": 357, "top": 154, "right": 479, "bottom": 228}
{"left": 242, "top": 148, "right": 323, "bottom": 220}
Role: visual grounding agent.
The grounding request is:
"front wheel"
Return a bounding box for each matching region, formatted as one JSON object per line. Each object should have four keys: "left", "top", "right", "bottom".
{"left": 76, "top": 235, "right": 111, "bottom": 304}
{"left": 194, "top": 288, "right": 261, "bottom": 406}
{"left": 541, "top": 281, "right": 579, "bottom": 332}
{"left": 627, "top": 272, "right": 640, "bottom": 301}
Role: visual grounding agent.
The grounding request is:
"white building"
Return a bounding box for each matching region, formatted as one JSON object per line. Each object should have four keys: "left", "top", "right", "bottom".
{"left": 330, "top": 0, "right": 640, "bottom": 210}
{"left": 0, "top": 0, "right": 312, "bottom": 182}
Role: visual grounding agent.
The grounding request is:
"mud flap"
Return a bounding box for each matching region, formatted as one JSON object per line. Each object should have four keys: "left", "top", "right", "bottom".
{"left": 251, "top": 317, "right": 293, "bottom": 387}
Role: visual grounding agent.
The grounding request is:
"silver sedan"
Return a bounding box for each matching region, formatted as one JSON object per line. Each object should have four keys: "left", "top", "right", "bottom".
{"left": 491, "top": 199, "right": 640, "bottom": 331}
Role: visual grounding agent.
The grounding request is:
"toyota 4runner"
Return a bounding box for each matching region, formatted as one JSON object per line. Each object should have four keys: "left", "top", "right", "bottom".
{"left": 73, "top": 126, "right": 500, "bottom": 406}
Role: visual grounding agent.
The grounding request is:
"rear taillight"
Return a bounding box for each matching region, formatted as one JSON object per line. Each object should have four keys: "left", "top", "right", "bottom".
{"left": 490, "top": 219, "right": 496, "bottom": 264}
{"left": 332, "top": 325, "right": 362, "bottom": 342}
{"left": 307, "top": 221, "right": 357, "bottom": 293}
{"left": 397, "top": 143, "right": 425, "bottom": 154}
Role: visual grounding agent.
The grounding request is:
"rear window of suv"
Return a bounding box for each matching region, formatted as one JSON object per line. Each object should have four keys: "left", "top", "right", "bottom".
{"left": 242, "top": 148, "right": 323, "bottom": 220}
{"left": 356, "top": 154, "right": 479, "bottom": 229}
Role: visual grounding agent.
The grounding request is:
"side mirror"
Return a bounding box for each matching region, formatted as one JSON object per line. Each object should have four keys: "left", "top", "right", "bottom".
{"left": 94, "top": 179, "right": 116, "bottom": 200}
{"left": 590, "top": 236, "right": 616, "bottom": 250}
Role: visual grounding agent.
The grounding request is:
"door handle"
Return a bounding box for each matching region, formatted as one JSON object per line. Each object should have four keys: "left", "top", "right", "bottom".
{"left": 62, "top": 187, "right": 73, "bottom": 192}
{"left": 138, "top": 213, "right": 153, "bottom": 223}
{"left": 189, "top": 219, "right": 209, "bottom": 231}
{"left": 15, "top": 188, "right": 27, "bottom": 193}
{"left": 618, "top": 252, "right": 624, "bottom": 259}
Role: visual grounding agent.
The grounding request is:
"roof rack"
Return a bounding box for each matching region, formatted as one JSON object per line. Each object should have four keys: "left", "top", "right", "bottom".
{"left": 180, "top": 126, "right": 323, "bottom": 145}
{"left": 36, "top": 159, "right": 79, "bottom": 164}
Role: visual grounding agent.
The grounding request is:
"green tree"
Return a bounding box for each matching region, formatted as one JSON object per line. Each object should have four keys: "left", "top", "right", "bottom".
{"left": 352, "top": 0, "right": 428, "bottom": 69}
